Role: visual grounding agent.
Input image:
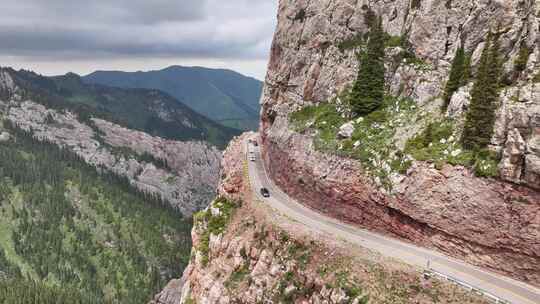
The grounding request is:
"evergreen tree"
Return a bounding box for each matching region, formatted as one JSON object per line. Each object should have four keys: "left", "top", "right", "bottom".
{"left": 514, "top": 44, "right": 530, "bottom": 72}
{"left": 462, "top": 51, "right": 472, "bottom": 84}
{"left": 442, "top": 46, "right": 466, "bottom": 111}
{"left": 350, "top": 16, "right": 386, "bottom": 116}
{"left": 461, "top": 32, "right": 502, "bottom": 149}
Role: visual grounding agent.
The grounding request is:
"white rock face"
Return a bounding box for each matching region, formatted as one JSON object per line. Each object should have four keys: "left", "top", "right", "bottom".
{"left": 499, "top": 129, "right": 527, "bottom": 183}
{"left": 494, "top": 85, "right": 540, "bottom": 189}
{"left": 4, "top": 100, "right": 221, "bottom": 215}
{"left": 447, "top": 85, "right": 472, "bottom": 119}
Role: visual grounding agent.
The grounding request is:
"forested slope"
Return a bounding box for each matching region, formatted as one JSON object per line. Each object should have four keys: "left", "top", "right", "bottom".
{"left": 84, "top": 66, "right": 263, "bottom": 131}
{"left": 0, "top": 122, "right": 192, "bottom": 303}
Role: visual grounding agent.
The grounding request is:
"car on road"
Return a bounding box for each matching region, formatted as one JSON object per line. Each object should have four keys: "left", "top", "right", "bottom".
{"left": 260, "top": 187, "right": 270, "bottom": 198}
{"left": 249, "top": 155, "right": 256, "bottom": 162}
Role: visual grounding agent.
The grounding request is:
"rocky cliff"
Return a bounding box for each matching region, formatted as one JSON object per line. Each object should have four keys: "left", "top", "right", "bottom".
{"left": 260, "top": 0, "right": 540, "bottom": 287}
{"left": 0, "top": 70, "right": 221, "bottom": 215}
{"left": 152, "top": 135, "right": 489, "bottom": 304}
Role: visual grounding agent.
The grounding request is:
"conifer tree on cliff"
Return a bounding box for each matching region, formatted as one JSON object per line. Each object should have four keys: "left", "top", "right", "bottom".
{"left": 350, "top": 16, "right": 385, "bottom": 116}
{"left": 461, "top": 31, "right": 502, "bottom": 150}
{"left": 442, "top": 45, "right": 466, "bottom": 111}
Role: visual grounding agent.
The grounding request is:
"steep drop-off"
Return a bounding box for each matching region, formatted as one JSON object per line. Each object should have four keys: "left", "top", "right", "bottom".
{"left": 260, "top": 0, "right": 540, "bottom": 286}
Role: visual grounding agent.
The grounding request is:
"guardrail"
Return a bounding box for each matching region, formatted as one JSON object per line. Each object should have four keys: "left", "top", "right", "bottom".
{"left": 424, "top": 269, "right": 511, "bottom": 304}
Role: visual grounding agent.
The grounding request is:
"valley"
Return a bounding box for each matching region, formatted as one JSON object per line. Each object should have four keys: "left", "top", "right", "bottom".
{"left": 0, "top": 66, "right": 228, "bottom": 302}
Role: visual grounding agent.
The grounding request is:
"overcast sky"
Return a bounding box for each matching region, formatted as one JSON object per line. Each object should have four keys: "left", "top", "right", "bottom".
{"left": 0, "top": 0, "right": 278, "bottom": 80}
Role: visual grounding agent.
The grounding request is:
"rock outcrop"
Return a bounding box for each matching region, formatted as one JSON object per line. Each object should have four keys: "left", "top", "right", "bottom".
{"left": 260, "top": 0, "right": 540, "bottom": 287}
{"left": 153, "top": 135, "right": 489, "bottom": 304}
{"left": 2, "top": 100, "right": 221, "bottom": 215}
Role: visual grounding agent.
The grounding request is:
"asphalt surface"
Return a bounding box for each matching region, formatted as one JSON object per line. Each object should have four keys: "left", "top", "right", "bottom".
{"left": 246, "top": 141, "right": 540, "bottom": 304}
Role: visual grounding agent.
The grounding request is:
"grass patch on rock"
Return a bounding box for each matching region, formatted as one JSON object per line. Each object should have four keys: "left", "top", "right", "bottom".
{"left": 404, "top": 120, "right": 500, "bottom": 177}
{"left": 194, "top": 196, "right": 239, "bottom": 267}
{"left": 290, "top": 96, "right": 419, "bottom": 190}
{"left": 224, "top": 264, "right": 250, "bottom": 290}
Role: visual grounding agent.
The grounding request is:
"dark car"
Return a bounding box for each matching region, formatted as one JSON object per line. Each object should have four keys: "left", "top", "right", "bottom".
{"left": 260, "top": 187, "right": 270, "bottom": 198}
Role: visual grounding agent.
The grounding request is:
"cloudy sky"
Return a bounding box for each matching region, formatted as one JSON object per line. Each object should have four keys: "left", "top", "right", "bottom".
{"left": 0, "top": 0, "right": 278, "bottom": 80}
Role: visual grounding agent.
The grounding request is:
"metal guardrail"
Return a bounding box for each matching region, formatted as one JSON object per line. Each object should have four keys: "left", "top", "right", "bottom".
{"left": 424, "top": 269, "right": 512, "bottom": 304}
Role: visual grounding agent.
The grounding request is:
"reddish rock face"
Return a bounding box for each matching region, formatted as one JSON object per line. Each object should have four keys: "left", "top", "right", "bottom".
{"left": 260, "top": 0, "right": 540, "bottom": 287}
{"left": 262, "top": 132, "right": 540, "bottom": 286}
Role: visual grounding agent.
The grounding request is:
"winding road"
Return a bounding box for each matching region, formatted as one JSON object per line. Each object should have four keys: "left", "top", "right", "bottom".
{"left": 246, "top": 140, "right": 540, "bottom": 304}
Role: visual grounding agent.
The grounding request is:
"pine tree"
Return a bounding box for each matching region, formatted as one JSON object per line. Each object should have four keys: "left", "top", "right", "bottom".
{"left": 350, "top": 16, "right": 386, "bottom": 116}
{"left": 461, "top": 32, "right": 502, "bottom": 149}
{"left": 442, "top": 46, "right": 466, "bottom": 111}
{"left": 462, "top": 51, "right": 472, "bottom": 84}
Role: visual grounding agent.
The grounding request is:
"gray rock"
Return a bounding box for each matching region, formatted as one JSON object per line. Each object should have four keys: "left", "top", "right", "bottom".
{"left": 337, "top": 122, "right": 355, "bottom": 139}
{"left": 0, "top": 132, "right": 10, "bottom": 142}
{"left": 499, "top": 129, "right": 526, "bottom": 184}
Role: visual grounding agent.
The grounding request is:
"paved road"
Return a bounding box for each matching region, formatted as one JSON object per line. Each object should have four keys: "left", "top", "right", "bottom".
{"left": 246, "top": 141, "right": 540, "bottom": 304}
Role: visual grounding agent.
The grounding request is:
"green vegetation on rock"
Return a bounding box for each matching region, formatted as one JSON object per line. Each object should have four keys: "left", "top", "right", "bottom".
{"left": 442, "top": 46, "right": 471, "bottom": 111}
{"left": 194, "top": 197, "right": 239, "bottom": 267}
{"left": 0, "top": 122, "right": 192, "bottom": 303}
{"left": 290, "top": 96, "right": 419, "bottom": 190}
{"left": 462, "top": 32, "right": 503, "bottom": 150}
{"left": 514, "top": 43, "right": 531, "bottom": 72}
{"left": 350, "top": 17, "right": 386, "bottom": 116}
{"left": 405, "top": 120, "right": 500, "bottom": 177}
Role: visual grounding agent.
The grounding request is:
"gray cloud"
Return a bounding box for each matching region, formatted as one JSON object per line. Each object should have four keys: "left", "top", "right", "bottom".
{"left": 0, "top": 0, "right": 278, "bottom": 61}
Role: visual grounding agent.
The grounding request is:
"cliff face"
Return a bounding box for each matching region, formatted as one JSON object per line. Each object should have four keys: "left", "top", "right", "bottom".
{"left": 261, "top": 0, "right": 540, "bottom": 286}
{"left": 152, "top": 135, "right": 488, "bottom": 304}
{"left": 0, "top": 70, "right": 221, "bottom": 215}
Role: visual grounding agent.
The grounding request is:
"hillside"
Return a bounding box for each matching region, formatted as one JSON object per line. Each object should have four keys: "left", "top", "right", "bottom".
{"left": 84, "top": 66, "right": 263, "bottom": 131}
{"left": 4, "top": 68, "right": 240, "bottom": 148}
{"left": 0, "top": 121, "right": 192, "bottom": 303}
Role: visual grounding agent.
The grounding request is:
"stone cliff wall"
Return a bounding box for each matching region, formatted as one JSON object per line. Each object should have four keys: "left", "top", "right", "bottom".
{"left": 261, "top": 0, "right": 540, "bottom": 286}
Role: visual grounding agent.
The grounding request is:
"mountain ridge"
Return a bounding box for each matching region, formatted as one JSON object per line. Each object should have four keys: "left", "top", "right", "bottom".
{"left": 1, "top": 67, "right": 240, "bottom": 148}
{"left": 83, "top": 65, "right": 263, "bottom": 131}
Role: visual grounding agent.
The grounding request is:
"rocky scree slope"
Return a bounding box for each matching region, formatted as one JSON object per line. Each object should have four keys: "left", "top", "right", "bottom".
{"left": 0, "top": 68, "right": 221, "bottom": 216}
{"left": 151, "top": 134, "right": 489, "bottom": 304}
{"left": 260, "top": 0, "right": 540, "bottom": 286}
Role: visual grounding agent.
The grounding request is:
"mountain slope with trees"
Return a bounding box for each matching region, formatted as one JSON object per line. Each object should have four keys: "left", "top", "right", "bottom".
{"left": 0, "top": 121, "right": 192, "bottom": 303}
{"left": 5, "top": 68, "right": 240, "bottom": 148}
{"left": 84, "top": 66, "right": 263, "bottom": 131}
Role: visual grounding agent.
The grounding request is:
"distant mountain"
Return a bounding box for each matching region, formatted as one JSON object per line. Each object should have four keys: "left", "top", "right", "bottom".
{"left": 83, "top": 66, "right": 263, "bottom": 131}
{"left": 4, "top": 68, "right": 240, "bottom": 148}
